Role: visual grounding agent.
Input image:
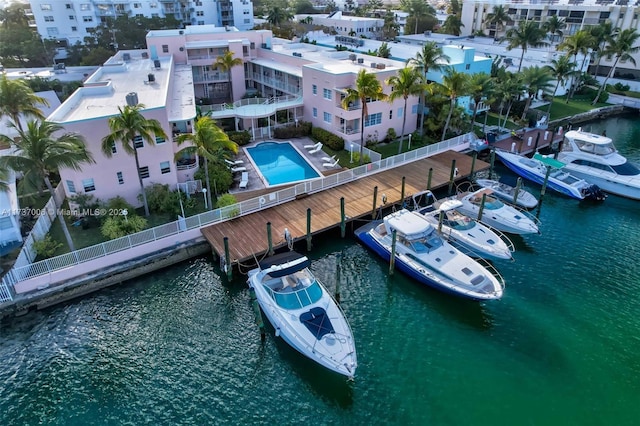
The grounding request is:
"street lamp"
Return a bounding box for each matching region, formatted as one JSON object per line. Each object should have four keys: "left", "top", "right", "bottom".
{"left": 202, "top": 188, "right": 208, "bottom": 210}
{"left": 350, "top": 144, "right": 354, "bottom": 163}
{"left": 408, "top": 133, "right": 412, "bottom": 150}
{"left": 122, "top": 209, "right": 128, "bottom": 222}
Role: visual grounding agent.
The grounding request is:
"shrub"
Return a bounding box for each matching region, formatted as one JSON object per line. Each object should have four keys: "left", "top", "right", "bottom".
{"left": 311, "top": 127, "right": 344, "bottom": 150}
{"left": 612, "top": 82, "right": 630, "bottom": 92}
{"left": 273, "top": 121, "right": 312, "bottom": 138}
{"left": 385, "top": 128, "right": 397, "bottom": 142}
{"left": 105, "top": 196, "right": 135, "bottom": 213}
{"left": 215, "top": 193, "right": 237, "bottom": 208}
{"left": 101, "top": 215, "right": 148, "bottom": 240}
{"left": 352, "top": 152, "right": 371, "bottom": 164}
{"left": 195, "top": 161, "right": 234, "bottom": 194}
{"left": 33, "top": 234, "right": 63, "bottom": 260}
{"left": 144, "top": 183, "right": 191, "bottom": 216}
{"left": 227, "top": 130, "right": 251, "bottom": 146}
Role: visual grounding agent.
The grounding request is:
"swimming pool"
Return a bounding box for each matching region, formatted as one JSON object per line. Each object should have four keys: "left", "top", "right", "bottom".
{"left": 245, "top": 141, "right": 321, "bottom": 186}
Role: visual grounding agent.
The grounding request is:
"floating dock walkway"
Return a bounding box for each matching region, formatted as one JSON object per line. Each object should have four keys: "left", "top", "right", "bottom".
{"left": 201, "top": 151, "right": 490, "bottom": 267}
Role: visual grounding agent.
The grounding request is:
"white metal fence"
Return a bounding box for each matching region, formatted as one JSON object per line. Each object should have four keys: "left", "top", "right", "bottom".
{"left": 0, "top": 134, "right": 472, "bottom": 302}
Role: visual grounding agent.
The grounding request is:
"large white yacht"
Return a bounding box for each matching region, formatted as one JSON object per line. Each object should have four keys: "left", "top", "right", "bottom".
{"left": 557, "top": 129, "right": 640, "bottom": 200}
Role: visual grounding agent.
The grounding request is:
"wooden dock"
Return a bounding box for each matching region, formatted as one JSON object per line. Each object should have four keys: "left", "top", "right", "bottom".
{"left": 201, "top": 151, "right": 490, "bottom": 265}
{"left": 490, "top": 127, "right": 562, "bottom": 156}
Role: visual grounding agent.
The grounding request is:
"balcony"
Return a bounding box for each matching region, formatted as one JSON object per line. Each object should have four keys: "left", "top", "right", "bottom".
{"left": 176, "top": 156, "right": 198, "bottom": 171}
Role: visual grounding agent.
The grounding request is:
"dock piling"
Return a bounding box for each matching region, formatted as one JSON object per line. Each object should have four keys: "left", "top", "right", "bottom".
{"left": 478, "top": 193, "right": 487, "bottom": 221}
{"left": 223, "top": 237, "right": 232, "bottom": 280}
{"left": 389, "top": 229, "right": 397, "bottom": 275}
{"left": 470, "top": 151, "right": 477, "bottom": 180}
{"left": 427, "top": 167, "right": 433, "bottom": 190}
{"left": 448, "top": 159, "right": 457, "bottom": 195}
{"left": 340, "top": 197, "right": 346, "bottom": 238}
{"left": 306, "top": 208, "right": 312, "bottom": 252}
{"left": 400, "top": 177, "right": 406, "bottom": 208}
{"left": 372, "top": 186, "right": 378, "bottom": 219}
{"left": 266, "top": 222, "right": 273, "bottom": 256}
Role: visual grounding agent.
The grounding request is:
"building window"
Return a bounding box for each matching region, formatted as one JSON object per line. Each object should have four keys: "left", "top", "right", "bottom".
{"left": 196, "top": 0, "right": 203, "bottom": 5}
{"left": 196, "top": 11, "right": 204, "bottom": 16}
{"left": 40, "top": 4, "right": 52, "bottom": 10}
{"left": 197, "top": 20, "right": 204, "bottom": 25}
{"left": 83, "top": 16, "right": 92, "bottom": 22}
{"left": 389, "top": 110, "right": 393, "bottom": 119}
{"left": 155, "top": 136, "right": 165, "bottom": 144}
{"left": 133, "top": 136, "right": 143, "bottom": 148}
{"left": 139, "top": 166, "right": 150, "bottom": 179}
{"left": 44, "top": 16, "right": 54, "bottom": 22}
{"left": 66, "top": 3, "right": 73, "bottom": 9}
{"left": 150, "top": 2, "right": 158, "bottom": 8}
{"left": 71, "top": 26, "right": 77, "bottom": 31}
{"left": 80, "top": 4, "right": 90, "bottom": 11}
{"left": 66, "top": 180, "right": 76, "bottom": 193}
{"left": 111, "top": 143, "right": 117, "bottom": 154}
{"left": 312, "top": 84, "right": 317, "bottom": 95}
{"left": 46, "top": 27, "right": 58, "bottom": 36}
{"left": 244, "top": 19, "right": 250, "bottom": 24}
{"left": 160, "top": 161, "right": 171, "bottom": 174}
{"left": 412, "top": 104, "right": 419, "bottom": 114}
{"left": 69, "top": 15, "right": 75, "bottom": 20}
{"left": 465, "top": 64, "right": 470, "bottom": 70}
{"left": 117, "top": 172, "right": 124, "bottom": 184}
{"left": 133, "top": 2, "right": 141, "bottom": 8}
{"left": 82, "top": 178, "right": 95, "bottom": 192}
{"left": 364, "top": 112, "right": 382, "bottom": 127}
{"left": 323, "top": 112, "right": 332, "bottom": 123}
{"left": 313, "top": 107, "right": 317, "bottom": 118}
{"left": 398, "top": 107, "right": 403, "bottom": 118}
{"left": 162, "top": 45, "right": 169, "bottom": 53}
{"left": 323, "top": 88, "right": 332, "bottom": 100}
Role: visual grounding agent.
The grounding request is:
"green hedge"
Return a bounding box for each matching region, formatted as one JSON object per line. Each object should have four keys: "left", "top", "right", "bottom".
{"left": 311, "top": 127, "right": 344, "bottom": 151}
{"left": 273, "top": 121, "right": 312, "bottom": 138}
{"left": 227, "top": 130, "right": 251, "bottom": 146}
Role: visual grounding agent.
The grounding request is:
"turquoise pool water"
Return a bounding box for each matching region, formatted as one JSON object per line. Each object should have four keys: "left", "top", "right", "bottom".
{"left": 246, "top": 141, "right": 321, "bottom": 186}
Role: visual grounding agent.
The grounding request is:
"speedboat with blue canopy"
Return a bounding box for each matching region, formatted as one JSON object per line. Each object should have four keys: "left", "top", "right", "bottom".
{"left": 355, "top": 209, "right": 505, "bottom": 301}
{"left": 247, "top": 251, "right": 357, "bottom": 378}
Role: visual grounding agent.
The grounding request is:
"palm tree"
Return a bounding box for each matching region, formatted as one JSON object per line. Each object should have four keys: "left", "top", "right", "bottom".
{"left": 0, "top": 121, "right": 94, "bottom": 252}
{"left": 341, "top": 69, "right": 387, "bottom": 165}
{"left": 267, "top": 6, "right": 293, "bottom": 28}
{"left": 557, "top": 30, "right": 595, "bottom": 101}
{"left": 593, "top": 28, "right": 640, "bottom": 105}
{"left": 544, "top": 55, "right": 577, "bottom": 114}
{"left": 494, "top": 73, "right": 525, "bottom": 130}
{"left": 400, "top": 0, "right": 435, "bottom": 35}
{"left": 441, "top": 15, "right": 464, "bottom": 37}
{"left": 519, "top": 66, "right": 554, "bottom": 120}
{"left": 0, "top": 74, "right": 50, "bottom": 132}
{"left": 590, "top": 20, "right": 619, "bottom": 79}
{"left": 543, "top": 15, "right": 566, "bottom": 44}
{"left": 505, "top": 20, "right": 549, "bottom": 72}
{"left": 407, "top": 42, "right": 450, "bottom": 136}
{"left": 485, "top": 5, "right": 510, "bottom": 36}
{"left": 467, "top": 72, "right": 494, "bottom": 132}
{"left": 439, "top": 68, "right": 470, "bottom": 141}
{"left": 386, "top": 67, "right": 425, "bottom": 154}
{"left": 213, "top": 50, "right": 243, "bottom": 103}
{"left": 175, "top": 117, "right": 238, "bottom": 209}
{"left": 101, "top": 104, "right": 167, "bottom": 217}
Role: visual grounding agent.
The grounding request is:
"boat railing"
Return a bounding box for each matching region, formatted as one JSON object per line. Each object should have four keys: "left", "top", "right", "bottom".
{"left": 475, "top": 258, "right": 506, "bottom": 291}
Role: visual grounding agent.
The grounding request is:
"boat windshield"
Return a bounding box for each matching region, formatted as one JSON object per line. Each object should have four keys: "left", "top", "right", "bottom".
{"left": 574, "top": 140, "right": 616, "bottom": 156}
{"left": 263, "top": 270, "right": 323, "bottom": 310}
{"left": 444, "top": 211, "right": 474, "bottom": 230}
{"left": 611, "top": 161, "right": 640, "bottom": 176}
{"left": 469, "top": 194, "right": 503, "bottom": 210}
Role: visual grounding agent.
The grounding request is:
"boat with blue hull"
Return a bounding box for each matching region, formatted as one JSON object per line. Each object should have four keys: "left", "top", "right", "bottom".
{"left": 354, "top": 209, "right": 505, "bottom": 301}
{"left": 495, "top": 150, "right": 606, "bottom": 201}
{"left": 247, "top": 251, "right": 357, "bottom": 378}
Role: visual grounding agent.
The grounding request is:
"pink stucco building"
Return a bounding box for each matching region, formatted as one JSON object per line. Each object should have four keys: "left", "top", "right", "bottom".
{"left": 49, "top": 25, "right": 421, "bottom": 208}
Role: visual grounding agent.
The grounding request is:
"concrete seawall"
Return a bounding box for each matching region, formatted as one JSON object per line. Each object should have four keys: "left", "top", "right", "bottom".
{"left": 0, "top": 240, "right": 211, "bottom": 320}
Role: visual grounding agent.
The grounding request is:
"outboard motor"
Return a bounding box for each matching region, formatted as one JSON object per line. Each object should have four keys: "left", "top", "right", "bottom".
{"left": 582, "top": 184, "right": 607, "bottom": 202}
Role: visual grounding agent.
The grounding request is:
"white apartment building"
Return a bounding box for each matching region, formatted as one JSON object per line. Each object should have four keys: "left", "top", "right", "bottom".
{"left": 297, "top": 11, "right": 384, "bottom": 39}
{"left": 461, "top": 0, "right": 640, "bottom": 79}
{"left": 26, "top": 0, "right": 254, "bottom": 46}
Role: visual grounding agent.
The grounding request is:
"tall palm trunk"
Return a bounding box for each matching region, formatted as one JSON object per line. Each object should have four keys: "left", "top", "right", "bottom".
{"left": 548, "top": 80, "right": 561, "bottom": 115}
{"left": 441, "top": 97, "right": 455, "bottom": 141}
{"left": 44, "top": 176, "right": 75, "bottom": 252}
{"left": 471, "top": 100, "right": 480, "bottom": 132}
{"left": 483, "top": 110, "right": 489, "bottom": 134}
{"left": 204, "top": 156, "right": 212, "bottom": 209}
{"left": 419, "top": 90, "right": 426, "bottom": 136}
{"left": 566, "top": 54, "right": 579, "bottom": 103}
{"left": 502, "top": 100, "right": 515, "bottom": 130}
{"left": 133, "top": 145, "right": 150, "bottom": 216}
{"left": 398, "top": 97, "right": 408, "bottom": 154}
{"left": 227, "top": 75, "right": 233, "bottom": 103}
{"left": 358, "top": 108, "right": 366, "bottom": 165}
{"left": 593, "top": 56, "right": 620, "bottom": 105}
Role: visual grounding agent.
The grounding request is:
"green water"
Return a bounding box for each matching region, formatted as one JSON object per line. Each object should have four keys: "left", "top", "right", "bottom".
{"left": 1, "top": 115, "right": 640, "bottom": 425}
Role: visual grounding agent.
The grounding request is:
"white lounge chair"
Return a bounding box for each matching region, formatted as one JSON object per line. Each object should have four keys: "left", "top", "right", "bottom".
{"left": 308, "top": 143, "right": 323, "bottom": 154}
{"left": 304, "top": 142, "right": 322, "bottom": 150}
{"left": 231, "top": 166, "right": 246, "bottom": 173}
{"left": 239, "top": 172, "right": 249, "bottom": 189}
{"left": 225, "top": 159, "right": 244, "bottom": 166}
{"left": 321, "top": 154, "right": 336, "bottom": 163}
{"left": 323, "top": 159, "right": 340, "bottom": 168}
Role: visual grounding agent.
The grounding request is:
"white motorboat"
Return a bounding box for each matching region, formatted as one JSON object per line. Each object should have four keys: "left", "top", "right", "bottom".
{"left": 453, "top": 188, "right": 540, "bottom": 235}
{"left": 475, "top": 177, "right": 539, "bottom": 209}
{"left": 247, "top": 251, "right": 357, "bottom": 378}
{"left": 354, "top": 209, "right": 505, "bottom": 301}
{"left": 495, "top": 150, "right": 606, "bottom": 201}
{"left": 557, "top": 128, "right": 640, "bottom": 200}
{"left": 411, "top": 191, "right": 515, "bottom": 261}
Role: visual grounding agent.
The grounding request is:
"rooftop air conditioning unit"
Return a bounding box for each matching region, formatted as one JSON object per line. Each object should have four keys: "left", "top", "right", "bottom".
{"left": 142, "top": 51, "right": 149, "bottom": 58}
{"left": 179, "top": 30, "right": 184, "bottom": 35}
{"left": 122, "top": 53, "right": 131, "bottom": 61}
{"left": 376, "top": 63, "right": 386, "bottom": 69}
{"left": 349, "top": 53, "right": 357, "bottom": 61}
{"left": 371, "top": 62, "right": 377, "bottom": 68}
{"left": 424, "top": 30, "right": 431, "bottom": 36}
{"left": 125, "top": 92, "right": 138, "bottom": 106}
{"left": 357, "top": 57, "right": 364, "bottom": 64}
{"left": 148, "top": 73, "right": 155, "bottom": 83}
{"left": 179, "top": 47, "right": 184, "bottom": 51}
{"left": 154, "top": 59, "right": 161, "bottom": 69}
